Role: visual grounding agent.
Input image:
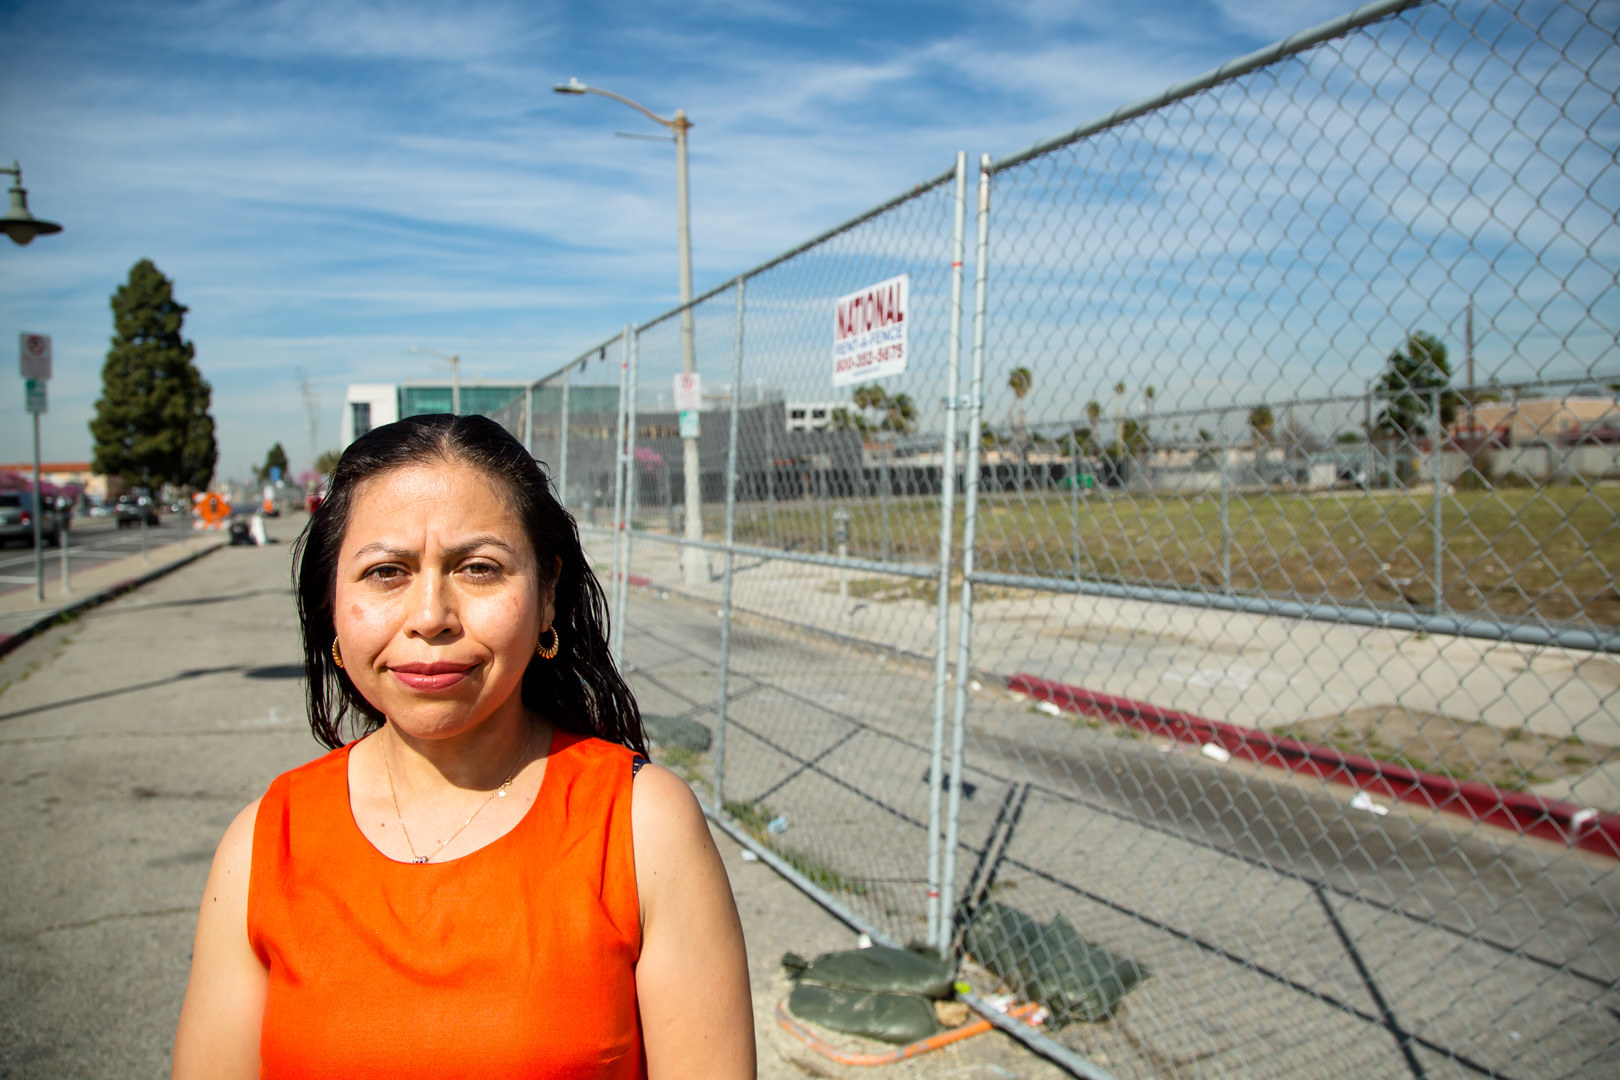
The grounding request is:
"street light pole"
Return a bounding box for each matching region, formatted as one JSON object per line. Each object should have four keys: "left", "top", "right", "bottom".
{"left": 410, "top": 347, "right": 460, "bottom": 415}
{"left": 5, "top": 161, "right": 64, "bottom": 604}
{"left": 556, "top": 79, "right": 706, "bottom": 586}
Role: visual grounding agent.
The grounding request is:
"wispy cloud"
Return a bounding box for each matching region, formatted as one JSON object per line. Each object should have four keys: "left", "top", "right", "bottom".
{"left": 0, "top": 0, "right": 1348, "bottom": 473}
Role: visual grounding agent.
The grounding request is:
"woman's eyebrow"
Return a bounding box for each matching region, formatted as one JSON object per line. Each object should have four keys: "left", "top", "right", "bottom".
{"left": 348, "top": 537, "right": 518, "bottom": 561}
{"left": 350, "top": 541, "right": 415, "bottom": 560}
{"left": 442, "top": 536, "right": 518, "bottom": 559}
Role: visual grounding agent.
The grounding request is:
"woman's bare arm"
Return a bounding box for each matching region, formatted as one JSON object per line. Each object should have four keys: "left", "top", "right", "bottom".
{"left": 172, "top": 799, "right": 267, "bottom": 1080}
{"left": 632, "top": 765, "right": 756, "bottom": 1080}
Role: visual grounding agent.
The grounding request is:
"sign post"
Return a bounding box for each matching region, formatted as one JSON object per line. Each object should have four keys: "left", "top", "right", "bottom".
{"left": 20, "top": 334, "right": 51, "bottom": 603}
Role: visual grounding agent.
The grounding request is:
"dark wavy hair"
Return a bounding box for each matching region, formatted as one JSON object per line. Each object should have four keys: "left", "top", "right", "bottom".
{"left": 292, "top": 413, "right": 645, "bottom": 755}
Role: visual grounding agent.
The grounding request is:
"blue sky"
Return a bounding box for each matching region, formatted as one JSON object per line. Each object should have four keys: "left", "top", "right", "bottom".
{"left": 0, "top": 0, "right": 1360, "bottom": 480}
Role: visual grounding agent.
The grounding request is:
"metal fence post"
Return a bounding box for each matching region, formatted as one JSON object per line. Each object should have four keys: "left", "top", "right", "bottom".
{"left": 714, "top": 280, "right": 745, "bottom": 813}
{"left": 1220, "top": 421, "right": 1232, "bottom": 594}
{"left": 940, "top": 153, "right": 992, "bottom": 957}
{"left": 523, "top": 383, "right": 533, "bottom": 455}
{"left": 619, "top": 329, "right": 642, "bottom": 658}
{"left": 925, "top": 151, "right": 968, "bottom": 947}
{"left": 557, "top": 364, "right": 572, "bottom": 508}
{"left": 1071, "top": 434, "right": 1081, "bottom": 581}
{"left": 1431, "top": 385, "right": 1443, "bottom": 611}
{"left": 610, "top": 326, "right": 631, "bottom": 665}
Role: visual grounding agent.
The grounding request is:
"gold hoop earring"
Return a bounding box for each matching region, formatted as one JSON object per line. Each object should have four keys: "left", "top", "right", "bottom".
{"left": 536, "top": 626, "right": 559, "bottom": 660}
{"left": 331, "top": 639, "right": 344, "bottom": 669}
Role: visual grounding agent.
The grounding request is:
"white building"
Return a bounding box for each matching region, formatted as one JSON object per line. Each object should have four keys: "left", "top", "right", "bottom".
{"left": 342, "top": 384, "right": 400, "bottom": 447}
{"left": 786, "top": 401, "right": 842, "bottom": 432}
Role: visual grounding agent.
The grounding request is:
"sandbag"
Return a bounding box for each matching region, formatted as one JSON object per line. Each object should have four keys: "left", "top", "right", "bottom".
{"left": 642, "top": 713, "right": 713, "bottom": 753}
{"left": 787, "top": 982, "right": 941, "bottom": 1045}
{"left": 782, "top": 945, "right": 955, "bottom": 999}
{"left": 963, "top": 901, "right": 1148, "bottom": 1025}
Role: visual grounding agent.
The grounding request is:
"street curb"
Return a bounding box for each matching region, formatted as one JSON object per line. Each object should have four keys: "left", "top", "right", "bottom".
{"left": 0, "top": 541, "right": 228, "bottom": 661}
{"left": 1005, "top": 673, "right": 1620, "bottom": 860}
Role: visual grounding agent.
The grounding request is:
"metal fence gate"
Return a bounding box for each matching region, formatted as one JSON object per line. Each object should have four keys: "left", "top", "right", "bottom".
{"left": 489, "top": 2, "right": 1619, "bottom": 1076}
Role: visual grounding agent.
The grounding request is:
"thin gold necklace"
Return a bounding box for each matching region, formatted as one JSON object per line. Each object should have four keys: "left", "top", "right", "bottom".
{"left": 382, "top": 727, "right": 534, "bottom": 864}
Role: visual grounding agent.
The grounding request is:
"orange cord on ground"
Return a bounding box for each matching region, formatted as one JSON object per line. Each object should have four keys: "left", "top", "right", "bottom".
{"left": 775, "top": 999, "right": 1040, "bottom": 1067}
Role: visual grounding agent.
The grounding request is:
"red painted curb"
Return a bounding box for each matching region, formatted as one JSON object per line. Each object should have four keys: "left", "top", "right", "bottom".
{"left": 1006, "top": 673, "right": 1620, "bottom": 860}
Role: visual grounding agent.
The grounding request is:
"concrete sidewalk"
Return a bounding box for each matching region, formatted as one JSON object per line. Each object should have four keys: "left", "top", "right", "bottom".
{"left": 0, "top": 515, "right": 1059, "bottom": 1079}
{"left": 0, "top": 520, "right": 225, "bottom": 656}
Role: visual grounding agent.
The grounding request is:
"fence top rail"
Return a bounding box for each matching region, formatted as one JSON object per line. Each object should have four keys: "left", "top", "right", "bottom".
{"left": 634, "top": 160, "right": 960, "bottom": 334}
{"left": 987, "top": 0, "right": 1425, "bottom": 175}
{"left": 529, "top": 330, "right": 627, "bottom": 391}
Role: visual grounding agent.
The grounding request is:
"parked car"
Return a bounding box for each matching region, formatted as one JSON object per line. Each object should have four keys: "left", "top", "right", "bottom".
{"left": 0, "top": 491, "right": 67, "bottom": 547}
{"left": 115, "top": 495, "right": 161, "bottom": 528}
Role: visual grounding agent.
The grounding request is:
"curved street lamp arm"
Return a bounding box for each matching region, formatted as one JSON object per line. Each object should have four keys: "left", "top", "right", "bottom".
{"left": 555, "top": 81, "right": 685, "bottom": 132}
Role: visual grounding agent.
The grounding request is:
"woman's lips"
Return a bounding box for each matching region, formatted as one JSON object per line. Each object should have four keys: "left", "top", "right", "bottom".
{"left": 390, "top": 663, "right": 476, "bottom": 692}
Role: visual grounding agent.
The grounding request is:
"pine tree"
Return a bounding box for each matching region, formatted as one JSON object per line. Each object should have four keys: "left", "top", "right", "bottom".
{"left": 90, "top": 260, "right": 217, "bottom": 490}
{"left": 258, "top": 442, "right": 289, "bottom": 482}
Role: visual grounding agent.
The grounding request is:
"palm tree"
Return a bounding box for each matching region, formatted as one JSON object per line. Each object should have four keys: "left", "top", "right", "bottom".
{"left": 1249, "top": 404, "right": 1275, "bottom": 446}
{"left": 881, "top": 392, "right": 917, "bottom": 435}
{"left": 1112, "top": 382, "right": 1127, "bottom": 455}
{"left": 1008, "top": 367, "right": 1033, "bottom": 487}
{"left": 1008, "top": 367, "right": 1032, "bottom": 398}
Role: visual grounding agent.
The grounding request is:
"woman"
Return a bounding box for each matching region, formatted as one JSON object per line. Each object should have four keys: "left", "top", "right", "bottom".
{"left": 173, "top": 414, "right": 755, "bottom": 1079}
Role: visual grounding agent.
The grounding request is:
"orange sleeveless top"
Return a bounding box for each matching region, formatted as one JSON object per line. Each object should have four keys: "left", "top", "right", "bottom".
{"left": 248, "top": 729, "right": 645, "bottom": 1079}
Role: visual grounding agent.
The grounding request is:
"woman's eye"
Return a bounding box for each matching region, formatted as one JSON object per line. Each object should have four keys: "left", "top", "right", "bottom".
{"left": 364, "top": 565, "right": 404, "bottom": 582}
{"left": 464, "top": 561, "right": 502, "bottom": 579}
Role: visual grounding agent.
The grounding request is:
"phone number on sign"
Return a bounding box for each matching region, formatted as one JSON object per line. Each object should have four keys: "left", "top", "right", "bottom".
{"left": 837, "top": 343, "right": 905, "bottom": 374}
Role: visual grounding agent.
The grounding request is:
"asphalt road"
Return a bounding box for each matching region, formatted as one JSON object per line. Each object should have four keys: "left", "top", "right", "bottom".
{"left": 0, "top": 516, "right": 185, "bottom": 599}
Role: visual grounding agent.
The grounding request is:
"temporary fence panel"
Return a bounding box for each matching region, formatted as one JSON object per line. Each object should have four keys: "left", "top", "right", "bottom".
{"left": 609, "top": 159, "right": 973, "bottom": 948}
{"left": 952, "top": 2, "right": 1618, "bottom": 1079}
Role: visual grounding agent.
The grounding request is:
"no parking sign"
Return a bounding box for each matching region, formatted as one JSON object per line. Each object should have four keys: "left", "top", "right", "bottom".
{"left": 19, "top": 333, "right": 51, "bottom": 381}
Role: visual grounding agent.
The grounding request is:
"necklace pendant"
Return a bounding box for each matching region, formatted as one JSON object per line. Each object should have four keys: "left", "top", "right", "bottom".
{"left": 414, "top": 856, "right": 429, "bottom": 864}
{"left": 496, "top": 788, "right": 507, "bottom": 797}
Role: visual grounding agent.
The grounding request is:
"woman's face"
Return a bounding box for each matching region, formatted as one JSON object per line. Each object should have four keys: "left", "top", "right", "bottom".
{"left": 332, "top": 458, "right": 549, "bottom": 741}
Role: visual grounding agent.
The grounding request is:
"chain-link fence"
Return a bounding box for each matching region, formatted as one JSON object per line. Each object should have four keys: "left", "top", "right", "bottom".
{"left": 945, "top": 1, "right": 1618, "bottom": 1076}
{"left": 521, "top": 2, "right": 1617, "bottom": 1076}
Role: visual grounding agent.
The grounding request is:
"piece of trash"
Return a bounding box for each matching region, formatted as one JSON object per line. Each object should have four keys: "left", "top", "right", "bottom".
{"left": 1570, "top": 808, "right": 1598, "bottom": 831}
{"left": 1036, "top": 701, "right": 1062, "bottom": 717}
{"left": 953, "top": 980, "right": 972, "bottom": 996}
{"left": 969, "top": 679, "right": 983, "bottom": 692}
{"left": 1200, "top": 743, "right": 1232, "bottom": 763}
{"left": 1028, "top": 1006, "right": 1050, "bottom": 1027}
{"left": 856, "top": 933, "right": 873, "bottom": 949}
{"left": 919, "top": 770, "right": 978, "bottom": 799}
{"left": 740, "top": 849, "right": 759, "bottom": 862}
{"left": 934, "top": 1000, "right": 972, "bottom": 1027}
{"left": 1350, "top": 792, "right": 1390, "bottom": 816}
{"left": 767, "top": 816, "right": 789, "bottom": 834}
{"left": 981, "top": 993, "right": 1016, "bottom": 1013}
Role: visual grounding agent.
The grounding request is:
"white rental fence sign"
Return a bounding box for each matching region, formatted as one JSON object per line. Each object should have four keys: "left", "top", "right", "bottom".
{"left": 833, "top": 273, "right": 908, "bottom": 386}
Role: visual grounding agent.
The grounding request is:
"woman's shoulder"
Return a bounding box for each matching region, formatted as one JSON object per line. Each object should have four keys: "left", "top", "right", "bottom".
{"left": 550, "top": 729, "right": 642, "bottom": 777}
{"left": 256, "top": 743, "right": 352, "bottom": 811}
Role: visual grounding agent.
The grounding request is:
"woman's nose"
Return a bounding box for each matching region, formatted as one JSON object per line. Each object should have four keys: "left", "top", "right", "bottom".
{"left": 403, "top": 573, "right": 460, "bottom": 640}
